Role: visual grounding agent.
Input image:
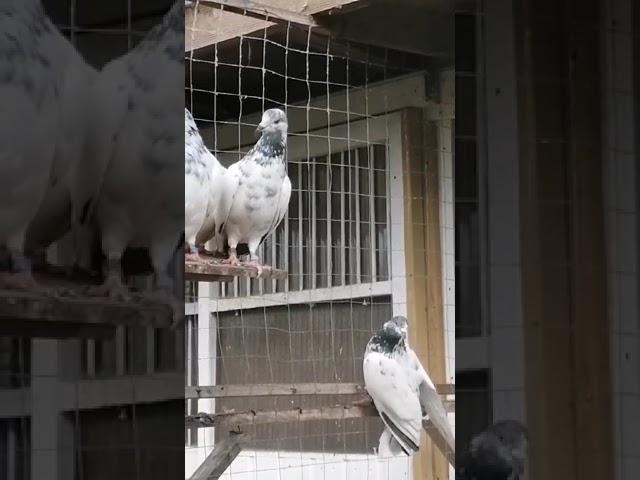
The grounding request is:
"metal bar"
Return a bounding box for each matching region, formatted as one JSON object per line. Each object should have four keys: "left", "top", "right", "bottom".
{"left": 311, "top": 161, "right": 317, "bottom": 289}
{"left": 326, "top": 157, "right": 332, "bottom": 288}
{"left": 370, "top": 145, "right": 377, "bottom": 281}
{"left": 355, "top": 149, "right": 362, "bottom": 283}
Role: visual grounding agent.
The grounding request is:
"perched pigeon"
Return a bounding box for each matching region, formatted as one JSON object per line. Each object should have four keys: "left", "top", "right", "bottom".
{"left": 364, "top": 316, "right": 454, "bottom": 457}
{"left": 456, "top": 420, "right": 528, "bottom": 480}
{"left": 70, "top": 1, "right": 183, "bottom": 318}
{"left": 185, "top": 108, "right": 227, "bottom": 258}
{"left": 0, "top": 0, "right": 95, "bottom": 288}
{"left": 218, "top": 108, "right": 291, "bottom": 273}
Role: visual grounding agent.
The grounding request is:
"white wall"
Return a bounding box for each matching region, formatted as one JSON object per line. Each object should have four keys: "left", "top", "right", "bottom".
{"left": 602, "top": 1, "right": 640, "bottom": 478}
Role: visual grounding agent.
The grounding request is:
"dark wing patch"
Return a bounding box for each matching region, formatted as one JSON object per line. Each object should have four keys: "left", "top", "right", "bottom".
{"left": 380, "top": 412, "right": 419, "bottom": 455}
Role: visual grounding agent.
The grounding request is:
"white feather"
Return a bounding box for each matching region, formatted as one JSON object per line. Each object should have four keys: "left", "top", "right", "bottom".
{"left": 0, "top": 1, "right": 93, "bottom": 267}
{"left": 72, "top": 1, "right": 183, "bottom": 282}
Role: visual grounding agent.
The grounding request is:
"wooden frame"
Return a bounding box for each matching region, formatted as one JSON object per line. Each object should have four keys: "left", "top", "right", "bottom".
{"left": 401, "top": 107, "right": 451, "bottom": 480}
{"left": 185, "top": 382, "right": 454, "bottom": 398}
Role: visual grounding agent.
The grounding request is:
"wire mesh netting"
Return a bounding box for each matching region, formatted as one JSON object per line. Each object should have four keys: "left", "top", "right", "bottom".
{"left": 185, "top": 1, "right": 455, "bottom": 479}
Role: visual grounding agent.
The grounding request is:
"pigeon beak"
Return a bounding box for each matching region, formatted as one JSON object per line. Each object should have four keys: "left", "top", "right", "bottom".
{"left": 255, "top": 124, "right": 264, "bottom": 139}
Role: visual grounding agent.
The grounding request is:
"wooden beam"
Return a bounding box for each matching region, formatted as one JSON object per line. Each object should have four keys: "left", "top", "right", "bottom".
{"left": 185, "top": 399, "right": 455, "bottom": 465}
{"left": 516, "top": 0, "right": 614, "bottom": 479}
{"left": 185, "top": 382, "right": 454, "bottom": 398}
{"left": 401, "top": 107, "right": 451, "bottom": 480}
{"left": 189, "top": 433, "right": 246, "bottom": 480}
{"left": 0, "top": 288, "right": 172, "bottom": 339}
{"left": 186, "top": 0, "right": 362, "bottom": 51}
{"left": 200, "top": 0, "right": 318, "bottom": 27}
{"left": 185, "top": 403, "right": 379, "bottom": 428}
{"left": 185, "top": 256, "right": 287, "bottom": 282}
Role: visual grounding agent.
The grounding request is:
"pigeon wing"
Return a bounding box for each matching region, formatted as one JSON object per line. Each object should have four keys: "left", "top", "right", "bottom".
{"left": 407, "top": 348, "right": 455, "bottom": 459}
{"left": 259, "top": 174, "right": 291, "bottom": 248}
{"left": 195, "top": 157, "right": 226, "bottom": 247}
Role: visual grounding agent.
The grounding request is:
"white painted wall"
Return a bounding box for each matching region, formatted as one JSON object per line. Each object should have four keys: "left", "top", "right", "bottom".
{"left": 602, "top": 1, "right": 640, "bottom": 478}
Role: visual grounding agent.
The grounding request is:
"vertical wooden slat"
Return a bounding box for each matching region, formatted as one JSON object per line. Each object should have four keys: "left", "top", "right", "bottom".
{"left": 401, "top": 108, "right": 449, "bottom": 480}
{"left": 515, "top": 0, "right": 614, "bottom": 479}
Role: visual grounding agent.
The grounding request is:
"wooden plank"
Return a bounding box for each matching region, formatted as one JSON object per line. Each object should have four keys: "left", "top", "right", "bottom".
{"left": 186, "top": 0, "right": 362, "bottom": 51}
{"left": 0, "top": 289, "right": 172, "bottom": 339}
{"left": 189, "top": 433, "right": 246, "bottom": 480}
{"left": 200, "top": 0, "right": 318, "bottom": 27}
{"left": 516, "top": 1, "right": 614, "bottom": 479}
{"left": 186, "top": 5, "right": 273, "bottom": 51}
{"left": 185, "top": 403, "right": 379, "bottom": 428}
{"left": 185, "top": 399, "right": 455, "bottom": 466}
{"left": 401, "top": 107, "right": 451, "bottom": 480}
{"left": 185, "top": 256, "right": 288, "bottom": 282}
{"left": 185, "top": 401, "right": 455, "bottom": 429}
{"left": 565, "top": 2, "right": 613, "bottom": 479}
{"left": 185, "top": 382, "right": 453, "bottom": 398}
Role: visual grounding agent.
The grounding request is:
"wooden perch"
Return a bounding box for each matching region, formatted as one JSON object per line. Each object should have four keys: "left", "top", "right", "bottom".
{"left": 189, "top": 433, "right": 247, "bottom": 480}
{"left": 185, "top": 402, "right": 379, "bottom": 429}
{"left": 0, "top": 287, "right": 172, "bottom": 339}
{"left": 185, "top": 396, "right": 455, "bottom": 466}
{"left": 186, "top": 382, "right": 454, "bottom": 398}
{"left": 185, "top": 256, "right": 287, "bottom": 282}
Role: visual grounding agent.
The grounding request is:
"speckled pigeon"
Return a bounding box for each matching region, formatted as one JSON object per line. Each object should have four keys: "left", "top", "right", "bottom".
{"left": 70, "top": 1, "right": 183, "bottom": 321}
{"left": 364, "top": 316, "right": 454, "bottom": 457}
{"left": 0, "top": 0, "right": 96, "bottom": 288}
{"left": 218, "top": 108, "right": 291, "bottom": 274}
{"left": 185, "top": 108, "right": 227, "bottom": 258}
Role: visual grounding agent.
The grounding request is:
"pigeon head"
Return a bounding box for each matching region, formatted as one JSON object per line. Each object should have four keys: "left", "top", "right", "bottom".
{"left": 389, "top": 316, "right": 409, "bottom": 339}
{"left": 380, "top": 318, "right": 405, "bottom": 342}
{"left": 469, "top": 420, "right": 528, "bottom": 477}
{"left": 255, "top": 108, "right": 288, "bottom": 143}
{"left": 489, "top": 420, "right": 528, "bottom": 465}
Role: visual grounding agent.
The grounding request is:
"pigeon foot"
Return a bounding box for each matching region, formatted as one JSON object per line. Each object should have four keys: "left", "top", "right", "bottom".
{"left": 141, "top": 288, "right": 184, "bottom": 330}
{"left": 222, "top": 254, "right": 241, "bottom": 266}
{"left": 88, "top": 275, "right": 132, "bottom": 301}
{"left": 243, "top": 260, "right": 266, "bottom": 278}
{"left": 185, "top": 252, "right": 200, "bottom": 262}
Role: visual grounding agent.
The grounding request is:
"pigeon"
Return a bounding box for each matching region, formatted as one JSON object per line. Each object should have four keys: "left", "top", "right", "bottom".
{"left": 0, "top": 0, "right": 96, "bottom": 289}
{"left": 456, "top": 420, "right": 528, "bottom": 480}
{"left": 70, "top": 1, "right": 183, "bottom": 319}
{"left": 184, "top": 108, "right": 227, "bottom": 258}
{"left": 218, "top": 108, "right": 291, "bottom": 273}
{"left": 363, "top": 316, "right": 454, "bottom": 457}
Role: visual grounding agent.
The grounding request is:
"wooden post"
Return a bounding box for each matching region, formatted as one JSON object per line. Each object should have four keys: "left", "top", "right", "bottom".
{"left": 401, "top": 108, "right": 450, "bottom": 480}
{"left": 515, "top": 0, "right": 614, "bottom": 478}
{"left": 189, "top": 433, "right": 246, "bottom": 480}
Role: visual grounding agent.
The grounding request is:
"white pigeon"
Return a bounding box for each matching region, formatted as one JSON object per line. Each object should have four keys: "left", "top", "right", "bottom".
{"left": 0, "top": 0, "right": 95, "bottom": 288}
{"left": 363, "top": 316, "right": 454, "bottom": 457}
{"left": 70, "top": 1, "right": 183, "bottom": 318}
{"left": 218, "top": 108, "right": 291, "bottom": 273}
{"left": 184, "top": 108, "right": 227, "bottom": 258}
